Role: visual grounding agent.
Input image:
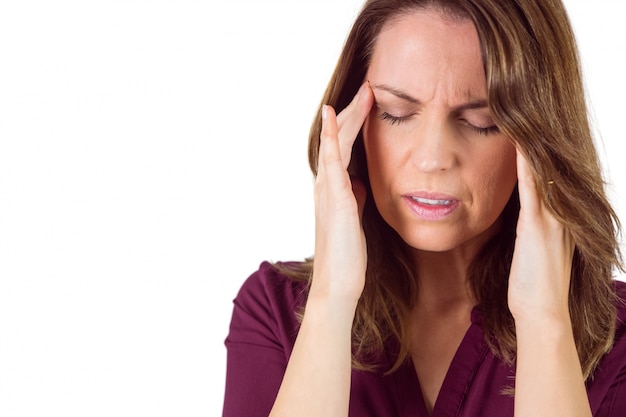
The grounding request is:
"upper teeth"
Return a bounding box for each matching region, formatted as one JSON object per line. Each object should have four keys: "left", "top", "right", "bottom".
{"left": 412, "top": 197, "right": 452, "bottom": 205}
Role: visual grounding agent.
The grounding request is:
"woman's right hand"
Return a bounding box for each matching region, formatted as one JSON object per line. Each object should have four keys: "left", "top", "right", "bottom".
{"left": 269, "top": 82, "right": 374, "bottom": 417}
{"left": 311, "top": 81, "right": 374, "bottom": 304}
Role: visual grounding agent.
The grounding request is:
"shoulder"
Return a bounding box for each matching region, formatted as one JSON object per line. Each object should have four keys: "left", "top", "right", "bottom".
{"left": 225, "top": 261, "right": 310, "bottom": 351}
{"left": 233, "top": 260, "right": 310, "bottom": 314}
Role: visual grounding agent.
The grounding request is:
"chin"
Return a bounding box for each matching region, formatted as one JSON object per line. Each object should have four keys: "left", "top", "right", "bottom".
{"left": 403, "top": 237, "right": 466, "bottom": 253}
{"left": 394, "top": 224, "right": 495, "bottom": 255}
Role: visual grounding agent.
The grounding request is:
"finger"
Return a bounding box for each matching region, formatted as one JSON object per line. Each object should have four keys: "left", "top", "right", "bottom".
{"left": 335, "top": 82, "right": 374, "bottom": 169}
{"left": 335, "top": 82, "right": 373, "bottom": 128}
{"left": 516, "top": 147, "right": 541, "bottom": 214}
{"left": 317, "top": 104, "right": 341, "bottom": 179}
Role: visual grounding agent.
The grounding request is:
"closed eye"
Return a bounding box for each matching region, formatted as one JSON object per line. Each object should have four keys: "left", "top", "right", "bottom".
{"left": 461, "top": 120, "right": 500, "bottom": 136}
{"left": 380, "top": 112, "right": 416, "bottom": 126}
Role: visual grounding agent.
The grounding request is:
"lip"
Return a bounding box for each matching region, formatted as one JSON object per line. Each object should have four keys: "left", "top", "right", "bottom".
{"left": 402, "top": 192, "right": 460, "bottom": 221}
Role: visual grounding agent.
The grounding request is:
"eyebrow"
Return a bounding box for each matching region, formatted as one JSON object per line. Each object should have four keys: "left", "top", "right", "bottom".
{"left": 371, "top": 83, "right": 489, "bottom": 112}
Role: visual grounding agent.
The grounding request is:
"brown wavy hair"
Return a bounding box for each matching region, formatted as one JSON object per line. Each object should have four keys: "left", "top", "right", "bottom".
{"left": 277, "top": 0, "right": 623, "bottom": 379}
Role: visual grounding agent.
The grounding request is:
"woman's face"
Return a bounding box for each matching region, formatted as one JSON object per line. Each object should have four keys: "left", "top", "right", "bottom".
{"left": 363, "top": 10, "right": 518, "bottom": 255}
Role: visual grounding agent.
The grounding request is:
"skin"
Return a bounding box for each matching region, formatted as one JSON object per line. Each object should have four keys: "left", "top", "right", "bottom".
{"left": 270, "top": 9, "right": 590, "bottom": 417}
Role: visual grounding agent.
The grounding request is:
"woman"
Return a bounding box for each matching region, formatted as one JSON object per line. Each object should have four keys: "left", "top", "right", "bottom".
{"left": 223, "top": 0, "right": 626, "bottom": 416}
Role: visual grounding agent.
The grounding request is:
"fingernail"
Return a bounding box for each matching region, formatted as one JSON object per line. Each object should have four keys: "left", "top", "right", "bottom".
{"left": 322, "top": 105, "right": 328, "bottom": 120}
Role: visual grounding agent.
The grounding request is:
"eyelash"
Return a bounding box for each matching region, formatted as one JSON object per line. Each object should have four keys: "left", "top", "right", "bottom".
{"left": 379, "top": 112, "right": 500, "bottom": 136}
{"left": 380, "top": 112, "right": 414, "bottom": 126}
{"left": 463, "top": 122, "right": 500, "bottom": 136}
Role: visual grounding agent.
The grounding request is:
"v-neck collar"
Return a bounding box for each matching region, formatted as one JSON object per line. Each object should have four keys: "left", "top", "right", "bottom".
{"left": 391, "top": 307, "right": 490, "bottom": 417}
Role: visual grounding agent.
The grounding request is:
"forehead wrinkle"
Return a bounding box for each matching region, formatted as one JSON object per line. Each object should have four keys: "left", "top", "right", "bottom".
{"left": 444, "top": 79, "right": 488, "bottom": 110}
{"left": 372, "top": 83, "right": 489, "bottom": 113}
{"left": 457, "top": 83, "right": 487, "bottom": 103}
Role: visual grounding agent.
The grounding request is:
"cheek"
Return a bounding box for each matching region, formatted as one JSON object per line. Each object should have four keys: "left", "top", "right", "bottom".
{"left": 363, "top": 117, "right": 406, "bottom": 169}
{"left": 362, "top": 120, "right": 404, "bottom": 186}
{"left": 495, "top": 143, "right": 518, "bottom": 182}
{"left": 474, "top": 142, "right": 518, "bottom": 203}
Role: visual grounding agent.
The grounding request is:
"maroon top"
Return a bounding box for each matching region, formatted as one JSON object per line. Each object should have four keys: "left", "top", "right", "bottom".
{"left": 222, "top": 261, "right": 626, "bottom": 416}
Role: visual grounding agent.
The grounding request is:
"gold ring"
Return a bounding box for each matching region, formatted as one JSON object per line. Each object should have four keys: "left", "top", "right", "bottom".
{"left": 547, "top": 180, "right": 554, "bottom": 185}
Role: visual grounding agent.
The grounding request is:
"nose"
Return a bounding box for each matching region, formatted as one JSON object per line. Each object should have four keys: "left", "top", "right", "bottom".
{"left": 411, "top": 118, "right": 456, "bottom": 172}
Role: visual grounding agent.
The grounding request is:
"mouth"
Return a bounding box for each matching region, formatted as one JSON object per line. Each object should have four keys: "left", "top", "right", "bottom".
{"left": 403, "top": 193, "right": 460, "bottom": 221}
{"left": 410, "top": 196, "right": 454, "bottom": 206}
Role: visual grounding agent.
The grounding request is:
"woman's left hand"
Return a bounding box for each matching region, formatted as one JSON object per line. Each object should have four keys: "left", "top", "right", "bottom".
{"left": 509, "top": 150, "right": 592, "bottom": 417}
{"left": 507, "top": 148, "right": 575, "bottom": 324}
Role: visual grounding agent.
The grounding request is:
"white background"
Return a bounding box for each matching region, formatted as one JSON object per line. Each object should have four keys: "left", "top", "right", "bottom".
{"left": 0, "top": 1, "right": 624, "bottom": 416}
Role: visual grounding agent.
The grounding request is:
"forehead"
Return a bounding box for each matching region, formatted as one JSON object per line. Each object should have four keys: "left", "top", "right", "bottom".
{"left": 367, "top": 10, "right": 486, "bottom": 101}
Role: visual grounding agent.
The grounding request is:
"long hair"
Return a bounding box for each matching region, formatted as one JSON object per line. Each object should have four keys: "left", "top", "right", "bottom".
{"left": 279, "top": 0, "right": 623, "bottom": 378}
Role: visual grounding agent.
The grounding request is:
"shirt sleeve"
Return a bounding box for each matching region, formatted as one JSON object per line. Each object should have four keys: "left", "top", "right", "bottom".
{"left": 221, "top": 262, "right": 305, "bottom": 417}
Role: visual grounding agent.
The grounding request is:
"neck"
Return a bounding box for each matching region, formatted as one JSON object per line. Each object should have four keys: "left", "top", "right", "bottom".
{"left": 410, "top": 216, "right": 505, "bottom": 315}
{"left": 411, "top": 249, "right": 477, "bottom": 316}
